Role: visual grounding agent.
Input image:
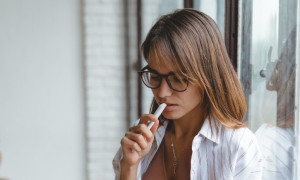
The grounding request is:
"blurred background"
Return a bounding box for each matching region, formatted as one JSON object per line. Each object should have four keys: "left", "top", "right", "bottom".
{"left": 0, "top": 0, "right": 299, "bottom": 180}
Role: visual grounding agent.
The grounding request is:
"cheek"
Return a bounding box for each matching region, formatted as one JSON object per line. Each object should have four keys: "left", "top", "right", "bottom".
{"left": 181, "top": 96, "right": 201, "bottom": 113}
{"left": 180, "top": 88, "right": 202, "bottom": 107}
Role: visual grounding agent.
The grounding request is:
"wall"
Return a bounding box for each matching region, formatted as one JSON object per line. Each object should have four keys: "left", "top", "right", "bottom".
{"left": 83, "top": 0, "right": 137, "bottom": 179}
{"left": 0, "top": 0, "right": 85, "bottom": 179}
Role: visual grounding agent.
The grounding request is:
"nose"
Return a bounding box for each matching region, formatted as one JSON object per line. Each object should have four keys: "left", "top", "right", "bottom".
{"left": 157, "top": 78, "right": 172, "bottom": 98}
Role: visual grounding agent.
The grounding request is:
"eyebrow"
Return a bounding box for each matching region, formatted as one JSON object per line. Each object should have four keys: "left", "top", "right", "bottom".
{"left": 146, "top": 65, "right": 175, "bottom": 75}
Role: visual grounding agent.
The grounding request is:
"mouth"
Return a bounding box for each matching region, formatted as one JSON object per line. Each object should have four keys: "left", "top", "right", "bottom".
{"left": 166, "top": 103, "right": 176, "bottom": 106}
{"left": 160, "top": 102, "right": 178, "bottom": 111}
{"left": 160, "top": 102, "right": 177, "bottom": 106}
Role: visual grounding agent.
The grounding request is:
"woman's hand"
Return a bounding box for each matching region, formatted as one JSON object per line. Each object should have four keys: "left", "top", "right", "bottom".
{"left": 120, "top": 114, "right": 159, "bottom": 168}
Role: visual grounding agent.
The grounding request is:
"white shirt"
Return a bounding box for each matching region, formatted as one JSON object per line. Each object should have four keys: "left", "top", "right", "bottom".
{"left": 112, "top": 117, "right": 263, "bottom": 180}
{"left": 255, "top": 123, "right": 295, "bottom": 180}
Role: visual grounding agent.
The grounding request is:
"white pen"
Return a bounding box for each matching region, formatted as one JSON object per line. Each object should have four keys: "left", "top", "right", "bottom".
{"left": 147, "top": 103, "right": 167, "bottom": 129}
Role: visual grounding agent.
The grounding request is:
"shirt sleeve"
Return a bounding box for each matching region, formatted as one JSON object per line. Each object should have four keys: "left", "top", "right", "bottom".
{"left": 112, "top": 119, "right": 141, "bottom": 180}
{"left": 112, "top": 147, "right": 123, "bottom": 180}
{"left": 233, "top": 129, "right": 263, "bottom": 180}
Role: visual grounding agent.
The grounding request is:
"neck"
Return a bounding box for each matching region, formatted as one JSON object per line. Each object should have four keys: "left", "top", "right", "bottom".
{"left": 172, "top": 103, "right": 205, "bottom": 140}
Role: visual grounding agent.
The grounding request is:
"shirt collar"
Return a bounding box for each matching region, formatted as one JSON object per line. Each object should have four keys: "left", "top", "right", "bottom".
{"left": 198, "top": 116, "right": 222, "bottom": 144}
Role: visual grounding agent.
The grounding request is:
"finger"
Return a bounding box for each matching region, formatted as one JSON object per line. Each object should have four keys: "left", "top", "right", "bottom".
{"left": 125, "top": 132, "right": 148, "bottom": 149}
{"left": 139, "top": 114, "right": 159, "bottom": 134}
{"left": 121, "top": 136, "right": 142, "bottom": 152}
{"left": 149, "top": 119, "right": 159, "bottom": 134}
{"left": 139, "top": 114, "right": 158, "bottom": 125}
{"left": 129, "top": 124, "right": 153, "bottom": 140}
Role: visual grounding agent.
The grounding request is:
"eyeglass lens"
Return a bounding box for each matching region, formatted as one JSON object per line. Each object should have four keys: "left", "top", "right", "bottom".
{"left": 141, "top": 72, "right": 188, "bottom": 91}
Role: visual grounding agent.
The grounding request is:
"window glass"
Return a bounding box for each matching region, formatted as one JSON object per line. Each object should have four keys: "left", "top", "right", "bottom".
{"left": 238, "top": 0, "right": 299, "bottom": 179}
{"left": 193, "top": 0, "right": 225, "bottom": 39}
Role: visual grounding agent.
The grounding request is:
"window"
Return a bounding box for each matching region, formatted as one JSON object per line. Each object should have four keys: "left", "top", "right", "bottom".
{"left": 238, "top": 0, "right": 299, "bottom": 179}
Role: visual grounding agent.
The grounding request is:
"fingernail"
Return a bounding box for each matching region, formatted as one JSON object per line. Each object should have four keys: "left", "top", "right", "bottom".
{"left": 152, "top": 116, "right": 156, "bottom": 120}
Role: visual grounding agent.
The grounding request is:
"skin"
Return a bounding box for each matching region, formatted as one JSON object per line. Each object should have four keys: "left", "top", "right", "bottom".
{"left": 120, "top": 50, "right": 206, "bottom": 180}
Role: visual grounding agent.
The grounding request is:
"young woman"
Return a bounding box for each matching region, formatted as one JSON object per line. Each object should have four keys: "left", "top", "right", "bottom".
{"left": 113, "top": 9, "right": 262, "bottom": 180}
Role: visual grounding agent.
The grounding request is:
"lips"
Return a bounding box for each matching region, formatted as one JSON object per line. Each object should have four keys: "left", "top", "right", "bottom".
{"left": 159, "top": 102, "right": 177, "bottom": 111}
{"left": 160, "top": 102, "right": 177, "bottom": 106}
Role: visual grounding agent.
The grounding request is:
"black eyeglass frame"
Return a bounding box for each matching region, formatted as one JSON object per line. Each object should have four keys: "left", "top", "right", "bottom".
{"left": 138, "top": 66, "right": 189, "bottom": 92}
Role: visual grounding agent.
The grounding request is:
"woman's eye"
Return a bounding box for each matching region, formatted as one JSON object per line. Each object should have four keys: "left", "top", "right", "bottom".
{"left": 174, "top": 77, "right": 181, "bottom": 82}
{"left": 174, "top": 77, "right": 187, "bottom": 83}
{"left": 150, "top": 75, "right": 160, "bottom": 80}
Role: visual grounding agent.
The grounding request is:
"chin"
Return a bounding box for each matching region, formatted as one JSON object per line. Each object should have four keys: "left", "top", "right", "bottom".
{"left": 162, "top": 111, "right": 183, "bottom": 120}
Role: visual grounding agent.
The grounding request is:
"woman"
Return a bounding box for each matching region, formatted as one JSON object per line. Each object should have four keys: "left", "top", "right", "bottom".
{"left": 113, "top": 9, "right": 262, "bottom": 180}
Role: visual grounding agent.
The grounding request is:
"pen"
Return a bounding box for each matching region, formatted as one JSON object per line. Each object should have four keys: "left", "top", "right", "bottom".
{"left": 147, "top": 103, "right": 167, "bottom": 129}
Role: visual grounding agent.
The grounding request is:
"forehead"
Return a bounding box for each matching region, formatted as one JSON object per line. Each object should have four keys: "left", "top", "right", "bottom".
{"left": 147, "top": 47, "right": 174, "bottom": 74}
{"left": 148, "top": 58, "right": 173, "bottom": 75}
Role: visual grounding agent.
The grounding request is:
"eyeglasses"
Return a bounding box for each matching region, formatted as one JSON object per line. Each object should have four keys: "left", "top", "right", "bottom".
{"left": 138, "top": 66, "right": 189, "bottom": 92}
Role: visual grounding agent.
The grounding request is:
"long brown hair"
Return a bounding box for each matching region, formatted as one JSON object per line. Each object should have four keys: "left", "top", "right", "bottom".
{"left": 141, "top": 9, "right": 247, "bottom": 129}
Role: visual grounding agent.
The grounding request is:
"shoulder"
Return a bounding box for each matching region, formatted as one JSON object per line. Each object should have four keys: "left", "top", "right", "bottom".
{"left": 215, "top": 125, "right": 262, "bottom": 161}
{"left": 220, "top": 126, "right": 263, "bottom": 178}
{"left": 218, "top": 125, "right": 262, "bottom": 164}
{"left": 220, "top": 125, "right": 257, "bottom": 149}
{"left": 232, "top": 127, "right": 260, "bottom": 156}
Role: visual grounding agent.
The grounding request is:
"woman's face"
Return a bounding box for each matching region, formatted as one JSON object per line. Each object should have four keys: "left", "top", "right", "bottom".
{"left": 148, "top": 56, "right": 203, "bottom": 120}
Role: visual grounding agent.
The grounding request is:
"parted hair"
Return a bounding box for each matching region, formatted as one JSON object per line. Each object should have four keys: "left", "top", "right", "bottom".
{"left": 141, "top": 9, "right": 247, "bottom": 129}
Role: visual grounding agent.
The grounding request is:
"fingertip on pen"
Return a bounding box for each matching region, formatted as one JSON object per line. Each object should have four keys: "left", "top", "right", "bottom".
{"left": 151, "top": 115, "right": 158, "bottom": 121}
